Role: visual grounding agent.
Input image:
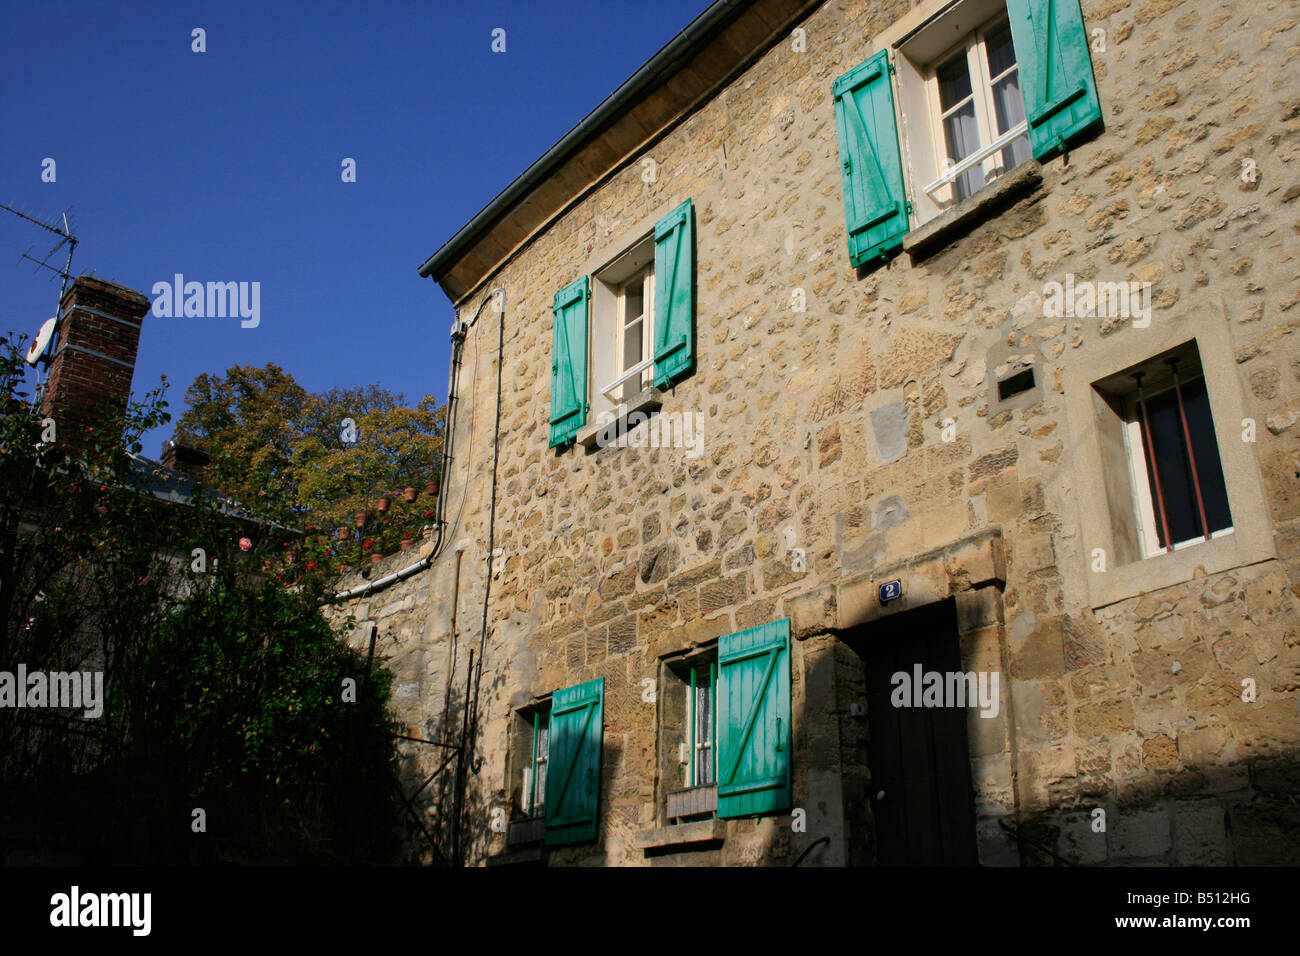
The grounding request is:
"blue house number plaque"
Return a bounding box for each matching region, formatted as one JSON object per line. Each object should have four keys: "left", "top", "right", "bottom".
{"left": 878, "top": 579, "right": 902, "bottom": 603}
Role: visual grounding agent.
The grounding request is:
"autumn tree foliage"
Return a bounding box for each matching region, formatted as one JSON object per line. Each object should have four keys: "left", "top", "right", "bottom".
{"left": 174, "top": 364, "right": 446, "bottom": 575}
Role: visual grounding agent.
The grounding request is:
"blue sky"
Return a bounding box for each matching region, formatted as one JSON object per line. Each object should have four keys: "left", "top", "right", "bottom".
{"left": 1, "top": 0, "right": 710, "bottom": 455}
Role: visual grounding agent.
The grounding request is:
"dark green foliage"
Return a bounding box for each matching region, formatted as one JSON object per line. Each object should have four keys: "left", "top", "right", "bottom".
{"left": 0, "top": 333, "right": 401, "bottom": 863}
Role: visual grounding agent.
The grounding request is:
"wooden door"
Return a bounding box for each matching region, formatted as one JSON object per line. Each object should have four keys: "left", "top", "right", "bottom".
{"left": 859, "top": 600, "right": 978, "bottom": 865}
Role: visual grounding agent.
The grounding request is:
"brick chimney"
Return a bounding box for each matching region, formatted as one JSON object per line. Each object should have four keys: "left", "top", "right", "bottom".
{"left": 39, "top": 276, "right": 151, "bottom": 453}
{"left": 160, "top": 440, "right": 210, "bottom": 480}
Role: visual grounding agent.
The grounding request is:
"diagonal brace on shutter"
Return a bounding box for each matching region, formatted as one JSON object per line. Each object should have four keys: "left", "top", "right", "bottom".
{"left": 843, "top": 75, "right": 903, "bottom": 237}
{"left": 722, "top": 647, "right": 781, "bottom": 786}
{"left": 550, "top": 700, "right": 595, "bottom": 819}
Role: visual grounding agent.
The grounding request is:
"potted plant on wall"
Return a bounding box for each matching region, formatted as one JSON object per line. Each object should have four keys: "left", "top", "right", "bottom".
{"left": 403, "top": 486, "right": 418, "bottom": 503}
{"left": 376, "top": 495, "right": 390, "bottom": 513}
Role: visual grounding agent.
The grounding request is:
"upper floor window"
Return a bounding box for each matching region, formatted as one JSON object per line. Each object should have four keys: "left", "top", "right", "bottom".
{"left": 593, "top": 245, "right": 656, "bottom": 408}
{"left": 548, "top": 200, "right": 694, "bottom": 449}
{"left": 930, "top": 16, "right": 1032, "bottom": 203}
{"left": 832, "top": 0, "right": 1104, "bottom": 267}
{"left": 618, "top": 266, "right": 654, "bottom": 401}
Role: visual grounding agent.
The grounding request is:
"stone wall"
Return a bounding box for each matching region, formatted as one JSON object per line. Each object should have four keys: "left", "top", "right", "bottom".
{"left": 331, "top": 0, "right": 1300, "bottom": 865}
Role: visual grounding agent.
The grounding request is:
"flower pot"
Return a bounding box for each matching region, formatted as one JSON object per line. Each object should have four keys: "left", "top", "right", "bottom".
{"left": 370, "top": 553, "right": 382, "bottom": 563}
{"left": 403, "top": 487, "right": 418, "bottom": 503}
{"left": 355, "top": 512, "right": 367, "bottom": 529}
{"left": 425, "top": 480, "right": 440, "bottom": 496}
{"left": 337, "top": 528, "right": 349, "bottom": 541}
{"left": 377, "top": 496, "right": 391, "bottom": 513}
{"left": 399, "top": 539, "right": 412, "bottom": 551}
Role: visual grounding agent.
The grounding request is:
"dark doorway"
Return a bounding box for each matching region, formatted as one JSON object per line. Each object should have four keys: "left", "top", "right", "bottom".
{"left": 851, "top": 599, "right": 978, "bottom": 865}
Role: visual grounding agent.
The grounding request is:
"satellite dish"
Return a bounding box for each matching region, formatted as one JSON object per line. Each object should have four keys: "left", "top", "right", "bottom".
{"left": 25, "top": 317, "right": 56, "bottom": 365}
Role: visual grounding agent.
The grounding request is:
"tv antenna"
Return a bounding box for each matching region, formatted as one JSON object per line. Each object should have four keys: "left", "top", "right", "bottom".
{"left": 1, "top": 202, "right": 80, "bottom": 301}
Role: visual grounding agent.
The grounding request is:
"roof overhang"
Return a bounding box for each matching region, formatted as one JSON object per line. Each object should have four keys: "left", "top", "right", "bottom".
{"left": 418, "top": 0, "right": 826, "bottom": 306}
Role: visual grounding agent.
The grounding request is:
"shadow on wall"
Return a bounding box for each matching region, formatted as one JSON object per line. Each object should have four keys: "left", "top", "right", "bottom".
{"left": 1011, "top": 752, "right": 1300, "bottom": 867}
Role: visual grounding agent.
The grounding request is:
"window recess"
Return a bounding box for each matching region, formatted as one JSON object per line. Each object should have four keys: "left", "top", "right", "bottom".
{"left": 1091, "top": 341, "right": 1233, "bottom": 565}
{"left": 1122, "top": 359, "right": 1232, "bottom": 559}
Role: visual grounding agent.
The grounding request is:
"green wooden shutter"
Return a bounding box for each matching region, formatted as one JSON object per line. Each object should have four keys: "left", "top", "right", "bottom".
{"left": 832, "top": 50, "right": 909, "bottom": 270}
{"left": 544, "top": 677, "right": 603, "bottom": 845}
{"left": 549, "top": 276, "right": 589, "bottom": 448}
{"left": 1007, "top": 0, "right": 1103, "bottom": 160}
{"left": 717, "top": 618, "right": 791, "bottom": 818}
{"left": 653, "top": 198, "right": 695, "bottom": 389}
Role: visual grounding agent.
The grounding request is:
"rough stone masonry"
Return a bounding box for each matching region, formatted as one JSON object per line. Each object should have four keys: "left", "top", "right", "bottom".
{"left": 327, "top": 0, "right": 1300, "bottom": 867}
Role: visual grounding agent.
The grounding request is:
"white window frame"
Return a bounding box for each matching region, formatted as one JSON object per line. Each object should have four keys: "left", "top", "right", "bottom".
{"left": 920, "top": 13, "right": 1029, "bottom": 208}
{"left": 587, "top": 236, "right": 656, "bottom": 425}
{"left": 609, "top": 265, "right": 654, "bottom": 403}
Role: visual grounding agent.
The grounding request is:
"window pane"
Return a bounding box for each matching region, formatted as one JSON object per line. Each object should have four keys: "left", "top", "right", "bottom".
{"left": 1181, "top": 379, "right": 1232, "bottom": 535}
{"left": 991, "top": 70, "right": 1032, "bottom": 169}
{"left": 1143, "top": 379, "right": 1232, "bottom": 546}
{"left": 984, "top": 22, "right": 1017, "bottom": 79}
{"left": 937, "top": 53, "right": 973, "bottom": 112}
{"left": 624, "top": 280, "right": 644, "bottom": 325}
{"left": 531, "top": 722, "right": 548, "bottom": 812}
{"left": 695, "top": 677, "right": 714, "bottom": 786}
{"left": 623, "top": 317, "right": 643, "bottom": 370}
{"left": 943, "top": 101, "right": 984, "bottom": 200}
{"left": 697, "top": 746, "right": 713, "bottom": 786}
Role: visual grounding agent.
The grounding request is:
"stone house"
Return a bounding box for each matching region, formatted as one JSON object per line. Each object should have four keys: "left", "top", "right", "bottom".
{"left": 330, "top": 0, "right": 1300, "bottom": 866}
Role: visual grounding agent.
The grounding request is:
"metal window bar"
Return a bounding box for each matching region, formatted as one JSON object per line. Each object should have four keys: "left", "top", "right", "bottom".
{"left": 1133, "top": 372, "right": 1174, "bottom": 553}
{"left": 920, "top": 120, "right": 1028, "bottom": 199}
{"left": 1167, "top": 359, "right": 1212, "bottom": 541}
{"left": 600, "top": 355, "right": 654, "bottom": 399}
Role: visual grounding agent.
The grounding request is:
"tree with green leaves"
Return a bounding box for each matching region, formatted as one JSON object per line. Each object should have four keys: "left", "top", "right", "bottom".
{"left": 0, "top": 334, "right": 401, "bottom": 863}
{"left": 174, "top": 365, "right": 446, "bottom": 575}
